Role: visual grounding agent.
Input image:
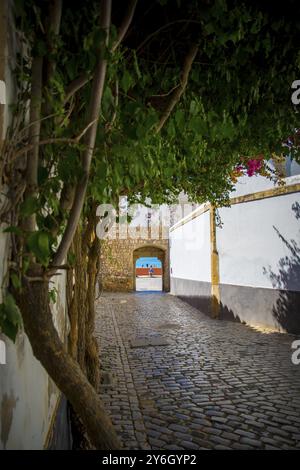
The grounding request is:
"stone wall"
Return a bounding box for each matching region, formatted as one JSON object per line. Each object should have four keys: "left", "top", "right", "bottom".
{"left": 99, "top": 229, "right": 169, "bottom": 292}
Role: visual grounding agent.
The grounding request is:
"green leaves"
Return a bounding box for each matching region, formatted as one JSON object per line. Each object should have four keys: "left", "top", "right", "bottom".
{"left": 121, "top": 70, "right": 134, "bottom": 94}
{"left": 83, "top": 27, "right": 107, "bottom": 52}
{"left": 33, "top": 39, "right": 47, "bottom": 57}
{"left": 11, "top": 273, "right": 22, "bottom": 290}
{"left": 67, "top": 251, "right": 76, "bottom": 267}
{"left": 133, "top": 50, "right": 142, "bottom": 80}
{"left": 189, "top": 99, "right": 199, "bottom": 116}
{"left": 27, "top": 231, "right": 50, "bottom": 267}
{"left": 174, "top": 109, "right": 185, "bottom": 128}
{"left": 49, "top": 287, "right": 58, "bottom": 304}
{"left": 102, "top": 85, "right": 114, "bottom": 116}
{"left": 20, "top": 196, "right": 39, "bottom": 218}
{"left": 10, "top": 0, "right": 300, "bottom": 250}
{"left": 2, "top": 225, "right": 22, "bottom": 236}
{"left": 0, "top": 294, "right": 23, "bottom": 342}
{"left": 189, "top": 116, "right": 207, "bottom": 135}
{"left": 136, "top": 112, "right": 158, "bottom": 139}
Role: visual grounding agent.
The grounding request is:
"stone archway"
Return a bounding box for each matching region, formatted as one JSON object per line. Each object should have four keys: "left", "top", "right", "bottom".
{"left": 133, "top": 245, "right": 169, "bottom": 292}
{"left": 99, "top": 237, "right": 169, "bottom": 292}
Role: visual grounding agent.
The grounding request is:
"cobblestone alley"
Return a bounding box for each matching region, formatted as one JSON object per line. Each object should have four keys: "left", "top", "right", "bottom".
{"left": 95, "top": 292, "right": 300, "bottom": 450}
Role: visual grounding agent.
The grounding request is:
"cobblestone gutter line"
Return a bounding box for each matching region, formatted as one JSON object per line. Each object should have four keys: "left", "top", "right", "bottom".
{"left": 110, "top": 303, "right": 150, "bottom": 449}
{"left": 96, "top": 299, "right": 151, "bottom": 449}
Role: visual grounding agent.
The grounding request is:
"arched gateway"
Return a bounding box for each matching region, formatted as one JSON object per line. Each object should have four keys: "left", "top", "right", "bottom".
{"left": 99, "top": 238, "right": 170, "bottom": 292}
{"left": 133, "top": 245, "right": 168, "bottom": 291}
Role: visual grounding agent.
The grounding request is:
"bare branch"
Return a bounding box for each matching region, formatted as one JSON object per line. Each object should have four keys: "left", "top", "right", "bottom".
{"left": 23, "top": 56, "right": 43, "bottom": 232}
{"left": 59, "top": 96, "right": 75, "bottom": 126}
{"left": 64, "top": 0, "right": 138, "bottom": 103}
{"left": 64, "top": 73, "right": 91, "bottom": 104}
{"left": 0, "top": 181, "right": 26, "bottom": 222}
{"left": 13, "top": 119, "right": 97, "bottom": 159}
{"left": 47, "top": 0, "right": 62, "bottom": 36}
{"left": 15, "top": 138, "right": 77, "bottom": 157}
{"left": 51, "top": 0, "right": 112, "bottom": 269}
{"left": 51, "top": 0, "right": 138, "bottom": 269}
{"left": 43, "top": 0, "right": 63, "bottom": 114}
{"left": 46, "top": 264, "right": 71, "bottom": 271}
{"left": 7, "top": 111, "right": 68, "bottom": 149}
{"left": 136, "top": 20, "right": 201, "bottom": 54}
{"left": 59, "top": 184, "right": 75, "bottom": 213}
{"left": 111, "top": 0, "right": 138, "bottom": 53}
{"left": 156, "top": 44, "right": 198, "bottom": 133}
{"left": 150, "top": 83, "right": 180, "bottom": 98}
{"left": 105, "top": 79, "right": 119, "bottom": 131}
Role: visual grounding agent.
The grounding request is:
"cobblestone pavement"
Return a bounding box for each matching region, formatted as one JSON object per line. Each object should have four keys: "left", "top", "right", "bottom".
{"left": 95, "top": 292, "right": 300, "bottom": 450}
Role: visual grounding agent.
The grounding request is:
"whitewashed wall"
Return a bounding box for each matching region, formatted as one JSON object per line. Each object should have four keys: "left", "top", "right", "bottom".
{"left": 170, "top": 171, "right": 300, "bottom": 333}
{"left": 229, "top": 173, "right": 277, "bottom": 198}
{"left": 0, "top": 270, "right": 68, "bottom": 449}
{"left": 170, "top": 210, "right": 211, "bottom": 282}
{"left": 0, "top": 0, "right": 70, "bottom": 449}
{"left": 169, "top": 208, "right": 212, "bottom": 311}
{"left": 218, "top": 177, "right": 300, "bottom": 291}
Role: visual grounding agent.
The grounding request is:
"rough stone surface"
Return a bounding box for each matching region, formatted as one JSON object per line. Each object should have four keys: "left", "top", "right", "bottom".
{"left": 96, "top": 292, "right": 300, "bottom": 450}
{"left": 99, "top": 230, "right": 169, "bottom": 292}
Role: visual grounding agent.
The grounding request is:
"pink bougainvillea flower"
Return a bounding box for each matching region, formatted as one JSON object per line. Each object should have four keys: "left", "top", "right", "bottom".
{"left": 246, "top": 158, "right": 262, "bottom": 176}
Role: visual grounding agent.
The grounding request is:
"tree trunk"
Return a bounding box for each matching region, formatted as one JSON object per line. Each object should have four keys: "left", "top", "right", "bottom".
{"left": 17, "top": 277, "right": 121, "bottom": 449}
{"left": 67, "top": 224, "right": 100, "bottom": 389}
{"left": 85, "top": 236, "right": 101, "bottom": 388}
{"left": 66, "top": 258, "right": 79, "bottom": 361}
{"left": 75, "top": 233, "right": 88, "bottom": 372}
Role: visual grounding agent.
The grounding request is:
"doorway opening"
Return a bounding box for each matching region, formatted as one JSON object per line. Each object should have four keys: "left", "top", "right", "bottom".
{"left": 135, "top": 256, "right": 162, "bottom": 291}
{"left": 133, "top": 245, "right": 168, "bottom": 292}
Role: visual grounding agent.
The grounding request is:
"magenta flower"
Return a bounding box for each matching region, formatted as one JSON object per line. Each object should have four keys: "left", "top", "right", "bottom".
{"left": 246, "top": 159, "right": 262, "bottom": 176}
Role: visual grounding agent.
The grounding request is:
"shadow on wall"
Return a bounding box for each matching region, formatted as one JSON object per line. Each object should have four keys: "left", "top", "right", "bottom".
{"left": 218, "top": 303, "right": 243, "bottom": 323}
{"left": 263, "top": 202, "right": 300, "bottom": 334}
{"left": 179, "top": 295, "right": 241, "bottom": 324}
{"left": 178, "top": 295, "right": 212, "bottom": 318}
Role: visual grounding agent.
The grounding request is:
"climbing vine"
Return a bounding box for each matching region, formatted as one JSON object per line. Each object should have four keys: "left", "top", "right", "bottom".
{"left": 0, "top": 0, "right": 299, "bottom": 448}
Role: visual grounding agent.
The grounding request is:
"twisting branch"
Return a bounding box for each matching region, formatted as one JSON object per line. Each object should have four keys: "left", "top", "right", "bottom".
{"left": 48, "top": 0, "right": 62, "bottom": 35}
{"left": 43, "top": 0, "right": 63, "bottom": 116}
{"left": 64, "top": 73, "right": 91, "bottom": 104}
{"left": 51, "top": 0, "right": 112, "bottom": 269}
{"left": 63, "top": 0, "right": 138, "bottom": 104}
{"left": 105, "top": 79, "right": 119, "bottom": 131}
{"left": 150, "top": 84, "right": 180, "bottom": 98}
{"left": 111, "top": 0, "right": 138, "bottom": 53}
{"left": 156, "top": 43, "right": 198, "bottom": 133}
{"left": 13, "top": 119, "right": 97, "bottom": 160}
{"left": 44, "top": 0, "right": 62, "bottom": 84}
{"left": 136, "top": 20, "right": 201, "bottom": 54}
{"left": 0, "top": 181, "right": 26, "bottom": 223}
